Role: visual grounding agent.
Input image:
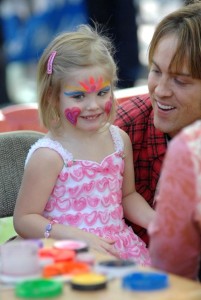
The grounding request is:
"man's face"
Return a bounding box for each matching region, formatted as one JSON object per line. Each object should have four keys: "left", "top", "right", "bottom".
{"left": 148, "top": 34, "right": 201, "bottom": 138}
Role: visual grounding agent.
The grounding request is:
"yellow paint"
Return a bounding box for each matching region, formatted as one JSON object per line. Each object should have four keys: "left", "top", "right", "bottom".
{"left": 71, "top": 273, "right": 107, "bottom": 285}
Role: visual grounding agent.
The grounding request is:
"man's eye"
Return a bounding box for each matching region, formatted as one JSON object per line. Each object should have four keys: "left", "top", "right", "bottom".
{"left": 151, "top": 68, "right": 160, "bottom": 74}
{"left": 149, "top": 64, "right": 160, "bottom": 74}
{"left": 174, "top": 78, "right": 186, "bottom": 85}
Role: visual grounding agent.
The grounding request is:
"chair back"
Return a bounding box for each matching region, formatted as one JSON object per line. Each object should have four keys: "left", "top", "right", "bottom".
{"left": 0, "top": 103, "right": 47, "bottom": 133}
{"left": 0, "top": 130, "right": 44, "bottom": 218}
{"left": 0, "top": 110, "right": 10, "bottom": 131}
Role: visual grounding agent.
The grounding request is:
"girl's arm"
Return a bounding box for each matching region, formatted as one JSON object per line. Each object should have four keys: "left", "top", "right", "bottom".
{"left": 120, "top": 130, "right": 155, "bottom": 229}
{"left": 13, "top": 148, "right": 63, "bottom": 238}
{"left": 13, "top": 148, "right": 118, "bottom": 256}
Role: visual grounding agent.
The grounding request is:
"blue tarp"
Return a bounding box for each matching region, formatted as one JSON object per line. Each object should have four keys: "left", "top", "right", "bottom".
{"left": 1, "top": 0, "right": 87, "bottom": 62}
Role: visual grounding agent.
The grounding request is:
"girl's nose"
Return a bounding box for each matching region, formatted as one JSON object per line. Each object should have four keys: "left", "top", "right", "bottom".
{"left": 86, "top": 95, "right": 99, "bottom": 109}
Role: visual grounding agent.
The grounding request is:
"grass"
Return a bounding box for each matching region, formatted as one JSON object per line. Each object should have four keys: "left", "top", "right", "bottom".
{"left": 0, "top": 217, "right": 16, "bottom": 244}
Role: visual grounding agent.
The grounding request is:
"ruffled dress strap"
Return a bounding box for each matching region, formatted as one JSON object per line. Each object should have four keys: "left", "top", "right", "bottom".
{"left": 25, "top": 137, "right": 73, "bottom": 166}
{"left": 109, "top": 124, "right": 124, "bottom": 153}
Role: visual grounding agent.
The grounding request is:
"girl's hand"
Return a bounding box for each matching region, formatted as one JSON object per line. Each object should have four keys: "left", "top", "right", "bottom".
{"left": 81, "top": 231, "right": 118, "bottom": 257}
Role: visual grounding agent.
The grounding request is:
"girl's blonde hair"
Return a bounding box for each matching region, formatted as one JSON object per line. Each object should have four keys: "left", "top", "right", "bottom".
{"left": 148, "top": 3, "right": 201, "bottom": 78}
{"left": 37, "top": 24, "right": 117, "bottom": 130}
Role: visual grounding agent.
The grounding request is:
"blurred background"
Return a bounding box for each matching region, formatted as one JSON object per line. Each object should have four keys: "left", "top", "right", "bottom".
{"left": 0, "top": 0, "right": 183, "bottom": 108}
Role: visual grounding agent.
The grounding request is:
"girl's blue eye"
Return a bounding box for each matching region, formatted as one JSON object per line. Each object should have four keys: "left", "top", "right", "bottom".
{"left": 73, "top": 94, "right": 85, "bottom": 99}
{"left": 98, "top": 90, "right": 107, "bottom": 96}
{"left": 64, "top": 91, "right": 85, "bottom": 99}
{"left": 98, "top": 86, "right": 111, "bottom": 96}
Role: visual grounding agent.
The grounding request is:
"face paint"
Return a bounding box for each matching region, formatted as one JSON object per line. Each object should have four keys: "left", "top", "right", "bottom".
{"left": 64, "top": 107, "right": 81, "bottom": 125}
{"left": 64, "top": 91, "right": 83, "bottom": 97}
{"left": 64, "top": 77, "right": 110, "bottom": 94}
{"left": 105, "top": 99, "right": 112, "bottom": 115}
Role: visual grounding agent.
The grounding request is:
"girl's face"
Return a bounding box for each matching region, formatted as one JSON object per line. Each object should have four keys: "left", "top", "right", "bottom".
{"left": 59, "top": 66, "right": 112, "bottom": 132}
{"left": 148, "top": 34, "right": 201, "bottom": 138}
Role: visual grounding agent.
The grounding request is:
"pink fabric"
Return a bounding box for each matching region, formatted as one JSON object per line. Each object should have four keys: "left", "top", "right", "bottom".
{"left": 148, "top": 120, "right": 201, "bottom": 280}
{"left": 26, "top": 125, "right": 150, "bottom": 266}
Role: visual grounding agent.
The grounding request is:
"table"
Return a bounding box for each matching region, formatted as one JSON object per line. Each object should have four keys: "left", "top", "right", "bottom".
{"left": 1, "top": 239, "right": 201, "bottom": 300}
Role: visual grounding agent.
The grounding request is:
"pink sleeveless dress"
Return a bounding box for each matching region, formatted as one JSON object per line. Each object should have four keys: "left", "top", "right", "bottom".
{"left": 26, "top": 125, "right": 150, "bottom": 266}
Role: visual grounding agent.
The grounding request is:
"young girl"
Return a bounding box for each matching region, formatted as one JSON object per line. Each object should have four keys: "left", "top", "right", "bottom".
{"left": 13, "top": 24, "right": 154, "bottom": 266}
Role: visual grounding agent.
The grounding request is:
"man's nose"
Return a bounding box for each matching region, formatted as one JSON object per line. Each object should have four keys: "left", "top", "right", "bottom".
{"left": 155, "top": 77, "right": 173, "bottom": 97}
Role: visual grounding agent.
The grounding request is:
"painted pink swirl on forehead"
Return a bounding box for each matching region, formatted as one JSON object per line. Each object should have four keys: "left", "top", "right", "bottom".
{"left": 105, "top": 99, "right": 112, "bottom": 115}
{"left": 64, "top": 107, "right": 81, "bottom": 125}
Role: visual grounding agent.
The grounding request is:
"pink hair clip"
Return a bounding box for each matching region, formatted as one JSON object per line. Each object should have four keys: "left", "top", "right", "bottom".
{"left": 47, "top": 51, "right": 57, "bottom": 75}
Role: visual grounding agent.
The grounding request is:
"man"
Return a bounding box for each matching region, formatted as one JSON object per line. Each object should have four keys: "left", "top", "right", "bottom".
{"left": 115, "top": 0, "right": 201, "bottom": 246}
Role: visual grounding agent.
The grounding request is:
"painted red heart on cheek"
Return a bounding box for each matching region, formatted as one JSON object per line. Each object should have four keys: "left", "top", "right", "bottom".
{"left": 64, "top": 108, "right": 81, "bottom": 125}
{"left": 105, "top": 99, "right": 112, "bottom": 115}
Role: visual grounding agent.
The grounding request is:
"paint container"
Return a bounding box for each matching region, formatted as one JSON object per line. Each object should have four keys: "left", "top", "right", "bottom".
{"left": 122, "top": 271, "right": 169, "bottom": 291}
{"left": 42, "top": 261, "right": 90, "bottom": 278}
{"left": 15, "top": 278, "right": 63, "bottom": 298}
{"left": 70, "top": 273, "right": 107, "bottom": 291}
{"left": 54, "top": 240, "right": 88, "bottom": 253}
{"left": 0, "top": 240, "right": 41, "bottom": 283}
{"left": 94, "top": 259, "right": 137, "bottom": 279}
{"left": 38, "top": 247, "right": 75, "bottom": 263}
{"left": 76, "top": 252, "right": 95, "bottom": 266}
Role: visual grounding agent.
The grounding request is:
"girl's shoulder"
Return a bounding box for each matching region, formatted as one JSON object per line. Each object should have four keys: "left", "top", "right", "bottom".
{"left": 110, "top": 124, "right": 131, "bottom": 144}
{"left": 109, "top": 124, "right": 125, "bottom": 152}
{"left": 25, "top": 137, "right": 73, "bottom": 165}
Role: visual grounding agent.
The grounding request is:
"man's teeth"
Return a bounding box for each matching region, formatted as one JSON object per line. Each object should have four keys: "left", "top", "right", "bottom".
{"left": 157, "top": 102, "right": 174, "bottom": 110}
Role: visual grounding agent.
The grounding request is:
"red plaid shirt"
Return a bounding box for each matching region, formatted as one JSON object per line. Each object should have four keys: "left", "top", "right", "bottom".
{"left": 114, "top": 94, "right": 167, "bottom": 245}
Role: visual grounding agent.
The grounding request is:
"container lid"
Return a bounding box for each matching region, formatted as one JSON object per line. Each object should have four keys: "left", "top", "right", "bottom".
{"left": 76, "top": 252, "right": 95, "bottom": 265}
{"left": 122, "top": 271, "right": 169, "bottom": 291}
{"left": 39, "top": 247, "right": 75, "bottom": 262}
{"left": 95, "top": 259, "right": 136, "bottom": 278}
{"left": 15, "top": 278, "right": 63, "bottom": 298}
{"left": 54, "top": 240, "right": 88, "bottom": 253}
{"left": 98, "top": 259, "right": 136, "bottom": 268}
{"left": 71, "top": 273, "right": 107, "bottom": 291}
{"left": 43, "top": 261, "right": 90, "bottom": 278}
